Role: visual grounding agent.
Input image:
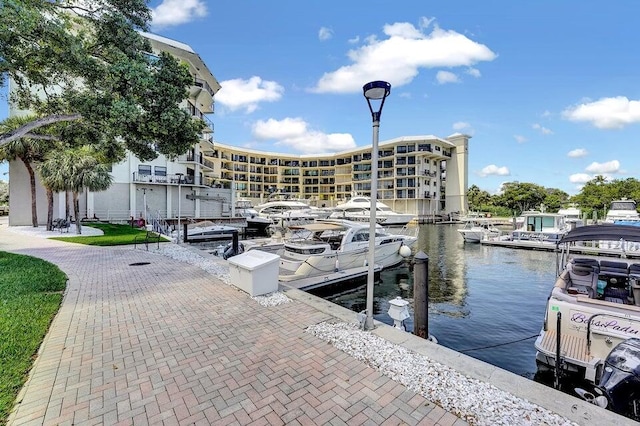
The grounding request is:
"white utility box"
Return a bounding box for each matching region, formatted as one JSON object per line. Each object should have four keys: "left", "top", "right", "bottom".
{"left": 227, "top": 250, "right": 280, "bottom": 296}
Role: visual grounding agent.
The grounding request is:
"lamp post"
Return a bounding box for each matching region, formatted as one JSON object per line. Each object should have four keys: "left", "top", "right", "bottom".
{"left": 176, "top": 173, "right": 183, "bottom": 243}
{"left": 363, "top": 80, "right": 391, "bottom": 330}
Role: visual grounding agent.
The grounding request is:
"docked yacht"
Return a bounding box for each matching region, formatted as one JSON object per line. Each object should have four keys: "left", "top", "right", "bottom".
{"left": 495, "top": 212, "right": 570, "bottom": 245}
{"left": 278, "top": 219, "right": 416, "bottom": 282}
{"left": 329, "top": 195, "right": 415, "bottom": 226}
{"left": 254, "top": 193, "right": 330, "bottom": 228}
{"left": 534, "top": 224, "right": 640, "bottom": 420}
{"left": 183, "top": 221, "right": 239, "bottom": 242}
{"left": 234, "top": 199, "right": 272, "bottom": 234}
{"left": 457, "top": 219, "right": 501, "bottom": 243}
{"left": 558, "top": 206, "right": 584, "bottom": 228}
{"left": 605, "top": 198, "right": 639, "bottom": 223}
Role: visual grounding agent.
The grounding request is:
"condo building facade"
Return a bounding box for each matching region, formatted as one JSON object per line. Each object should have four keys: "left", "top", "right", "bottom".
{"left": 6, "top": 34, "right": 469, "bottom": 226}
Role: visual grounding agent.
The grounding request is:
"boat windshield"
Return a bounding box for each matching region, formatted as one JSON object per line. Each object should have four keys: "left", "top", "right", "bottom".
{"left": 610, "top": 201, "right": 637, "bottom": 210}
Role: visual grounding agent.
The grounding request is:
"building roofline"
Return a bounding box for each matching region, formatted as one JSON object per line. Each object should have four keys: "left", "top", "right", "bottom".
{"left": 213, "top": 135, "right": 455, "bottom": 159}
{"left": 140, "top": 32, "right": 221, "bottom": 94}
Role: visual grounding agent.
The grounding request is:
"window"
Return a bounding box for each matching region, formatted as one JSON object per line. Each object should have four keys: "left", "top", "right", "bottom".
{"left": 154, "top": 166, "right": 167, "bottom": 176}
{"left": 138, "top": 165, "right": 151, "bottom": 175}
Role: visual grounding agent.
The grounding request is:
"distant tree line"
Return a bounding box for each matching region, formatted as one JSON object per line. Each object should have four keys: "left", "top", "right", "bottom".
{"left": 468, "top": 176, "right": 640, "bottom": 218}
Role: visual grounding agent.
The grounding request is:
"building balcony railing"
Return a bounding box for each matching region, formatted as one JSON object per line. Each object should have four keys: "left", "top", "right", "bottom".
{"left": 133, "top": 173, "right": 209, "bottom": 186}
{"left": 423, "top": 170, "right": 438, "bottom": 177}
{"left": 193, "top": 77, "right": 216, "bottom": 98}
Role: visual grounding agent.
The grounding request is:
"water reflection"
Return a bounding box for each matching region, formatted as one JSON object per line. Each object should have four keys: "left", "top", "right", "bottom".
{"left": 313, "top": 223, "right": 557, "bottom": 378}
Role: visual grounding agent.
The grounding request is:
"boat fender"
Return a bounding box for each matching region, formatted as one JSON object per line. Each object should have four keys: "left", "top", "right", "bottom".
{"left": 399, "top": 245, "right": 412, "bottom": 258}
{"left": 335, "top": 259, "right": 340, "bottom": 272}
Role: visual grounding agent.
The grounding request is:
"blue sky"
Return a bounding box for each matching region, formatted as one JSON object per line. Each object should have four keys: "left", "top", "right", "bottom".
{"left": 2, "top": 1, "right": 640, "bottom": 195}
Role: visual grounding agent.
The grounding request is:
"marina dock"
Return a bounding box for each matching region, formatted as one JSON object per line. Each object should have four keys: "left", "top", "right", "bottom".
{"left": 480, "top": 238, "right": 640, "bottom": 259}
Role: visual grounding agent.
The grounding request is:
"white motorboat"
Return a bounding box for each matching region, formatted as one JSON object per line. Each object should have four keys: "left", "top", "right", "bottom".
{"left": 534, "top": 224, "right": 640, "bottom": 420}
{"left": 558, "top": 206, "right": 584, "bottom": 228}
{"left": 278, "top": 219, "right": 416, "bottom": 282}
{"left": 234, "top": 199, "right": 272, "bottom": 234}
{"left": 255, "top": 193, "right": 328, "bottom": 228}
{"left": 605, "top": 198, "right": 639, "bottom": 223}
{"left": 329, "top": 195, "right": 415, "bottom": 226}
{"left": 457, "top": 219, "right": 501, "bottom": 243}
{"left": 493, "top": 212, "right": 570, "bottom": 245}
{"left": 183, "top": 221, "right": 239, "bottom": 242}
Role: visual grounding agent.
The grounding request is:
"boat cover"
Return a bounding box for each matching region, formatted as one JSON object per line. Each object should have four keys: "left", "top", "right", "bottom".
{"left": 558, "top": 224, "right": 640, "bottom": 244}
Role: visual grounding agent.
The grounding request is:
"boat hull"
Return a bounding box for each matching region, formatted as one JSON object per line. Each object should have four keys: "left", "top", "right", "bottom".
{"left": 535, "top": 286, "right": 640, "bottom": 382}
{"left": 279, "top": 240, "right": 405, "bottom": 281}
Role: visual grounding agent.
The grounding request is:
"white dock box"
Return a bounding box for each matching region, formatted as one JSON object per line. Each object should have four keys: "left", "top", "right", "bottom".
{"left": 227, "top": 250, "right": 280, "bottom": 296}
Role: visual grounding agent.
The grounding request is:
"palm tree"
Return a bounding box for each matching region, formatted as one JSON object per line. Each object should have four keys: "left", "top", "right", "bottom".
{"left": 39, "top": 147, "right": 112, "bottom": 234}
{"left": 66, "top": 148, "right": 112, "bottom": 234}
{"left": 0, "top": 116, "right": 55, "bottom": 226}
{"left": 37, "top": 152, "right": 67, "bottom": 231}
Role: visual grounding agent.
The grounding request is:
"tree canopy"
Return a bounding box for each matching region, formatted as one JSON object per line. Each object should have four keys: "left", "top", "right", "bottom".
{"left": 0, "top": 0, "right": 204, "bottom": 162}
{"left": 467, "top": 177, "right": 638, "bottom": 217}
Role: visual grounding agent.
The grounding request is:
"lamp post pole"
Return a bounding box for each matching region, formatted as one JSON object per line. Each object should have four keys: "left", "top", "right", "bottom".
{"left": 176, "top": 173, "right": 183, "bottom": 243}
{"left": 363, "top": 80, "right": 391, "bottom": 330}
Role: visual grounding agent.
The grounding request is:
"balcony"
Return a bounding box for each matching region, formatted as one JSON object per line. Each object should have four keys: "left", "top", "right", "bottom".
{"left": 133, "top": 173, "right": 208, "bottom": 186}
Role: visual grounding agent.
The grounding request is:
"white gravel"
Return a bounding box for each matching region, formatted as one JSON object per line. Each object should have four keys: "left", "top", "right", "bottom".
{"left": 307, "top": 322, "right": 577, "bottom": 426}
{"left": 150, "top": 243, "right": 292, "bottom": 307}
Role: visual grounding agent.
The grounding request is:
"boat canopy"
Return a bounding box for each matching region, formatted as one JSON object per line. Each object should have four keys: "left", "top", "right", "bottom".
{"left": 558, "top": 224, "right": 640, "bottom": 244}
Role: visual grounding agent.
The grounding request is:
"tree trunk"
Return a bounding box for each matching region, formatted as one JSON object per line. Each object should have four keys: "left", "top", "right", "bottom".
{"left": 65, "top": 191, "right": 71, "bottom": 220}
{"left": 73, "top": 192, "right": 81, "bottom": 234}
{"left": 22, "top": 158, "right": 38, "bottom": 227}
{"left": 46, "top": 188, "right": 54, "bottom": 231}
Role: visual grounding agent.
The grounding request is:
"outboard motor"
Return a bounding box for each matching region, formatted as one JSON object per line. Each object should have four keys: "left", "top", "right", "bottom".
{"left": 599, "top": 338, "right": 640, "bottom": 419}
{"left": 222, "top": 242, "right": 244, "bottom": 260}
{"left": 575, "top": 338, "right": 640, "bottom": 421}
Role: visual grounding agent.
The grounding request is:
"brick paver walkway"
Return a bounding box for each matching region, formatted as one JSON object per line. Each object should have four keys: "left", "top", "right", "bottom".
{"left": 2, "top": 222, "right": 465, "bottom": 426}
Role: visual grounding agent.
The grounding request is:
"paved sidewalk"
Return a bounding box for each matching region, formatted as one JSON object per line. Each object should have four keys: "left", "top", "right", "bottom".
{"left": 1, "top": 221, "right": 465, "bottom": 426}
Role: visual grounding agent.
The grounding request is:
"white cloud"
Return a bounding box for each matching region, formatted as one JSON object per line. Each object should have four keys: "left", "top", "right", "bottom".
{"left": 419, "top": 17, "right": 437, "bottom": 29}
{"left": 514, "top": 135, "right": 527, "bottom": 144}
{"left": 151, "top": 0, "right": 207, "bottom": 29}
{"left": 562, "top": 96, "right": 640, "bottom": 129}
{"left": 585, "top": 160, "right": 620, "bottom": 174}
{"left": 252, "top": 118, "right": 356, "bottom": 154}
{"left": 452, "top": 121, "right": 470, "bottom": 131}
{"left": 319, "top": 27, "right": 333, "bottom": 41}
{"left": 312, "top": 19, "right": 496, "bottom": 93}
{"left": 466, "top": 68, "right": 481, "bottom": 78}
{"left": 541, "top": 110, "right": 551, "bottom": 118}
{"left": 532, "top": 123, "right": 553, "bottom": 135}
{"left": 348, "top": 35, "right": 360, "bottom": 44}
{"left": 436, "top": 70, "right": 460, "bottom": 85}
{"left": 569, "top": 173, "right": 592, "bottom": 184}
{"left": 216, "top": 77, "right": 284, "bottom": 113}
{"left": 567, "top": 148, "right": 588, "bottom": 158}
{"left": 478, "top": 165, "right": 510, "bottom": 177}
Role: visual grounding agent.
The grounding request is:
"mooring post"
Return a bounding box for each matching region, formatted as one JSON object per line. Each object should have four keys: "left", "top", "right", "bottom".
{"left": 232, "top": 230, "right": 239, "bottom": 254}
{"left": 554, "top": 312, "right": 562, "bottom": 390}
{"left": 183, "top": 223, "right": 188, "bottom": 243}
{"left": 413, "top": 251, "right": 429, "bottom": 339}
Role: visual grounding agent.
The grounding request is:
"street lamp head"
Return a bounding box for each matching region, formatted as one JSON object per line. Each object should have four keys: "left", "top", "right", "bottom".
{"left": 363, "top": 80, "right": 391, "bottom": 122}
{"left": 363, "top": 80, "right": 391, "bottom": 100}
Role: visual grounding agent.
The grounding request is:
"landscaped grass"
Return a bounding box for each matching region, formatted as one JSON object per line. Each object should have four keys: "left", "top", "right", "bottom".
{"left": 50, "top": 222, "right": 167, "bottom": 246}
{"left": 0, "top": 252, "right": 67, "bottom": 424}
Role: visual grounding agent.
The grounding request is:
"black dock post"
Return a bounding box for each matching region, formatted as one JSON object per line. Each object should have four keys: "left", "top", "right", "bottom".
{"left": 554, "top": 312, "right": 562, "bottom": 390}
{"left": 413, "top": 251, "right": 429, "bottom": 339}
{"left": 232, "top": 230, "right": 239, "bottom": 254}
{"left": 183, "top": 223, "right": 188, "bottom": 243}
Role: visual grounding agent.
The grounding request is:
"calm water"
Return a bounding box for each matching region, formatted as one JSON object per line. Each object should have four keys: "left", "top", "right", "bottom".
{"left": 310, "top": 223, "right": 557, "bottom": 378}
